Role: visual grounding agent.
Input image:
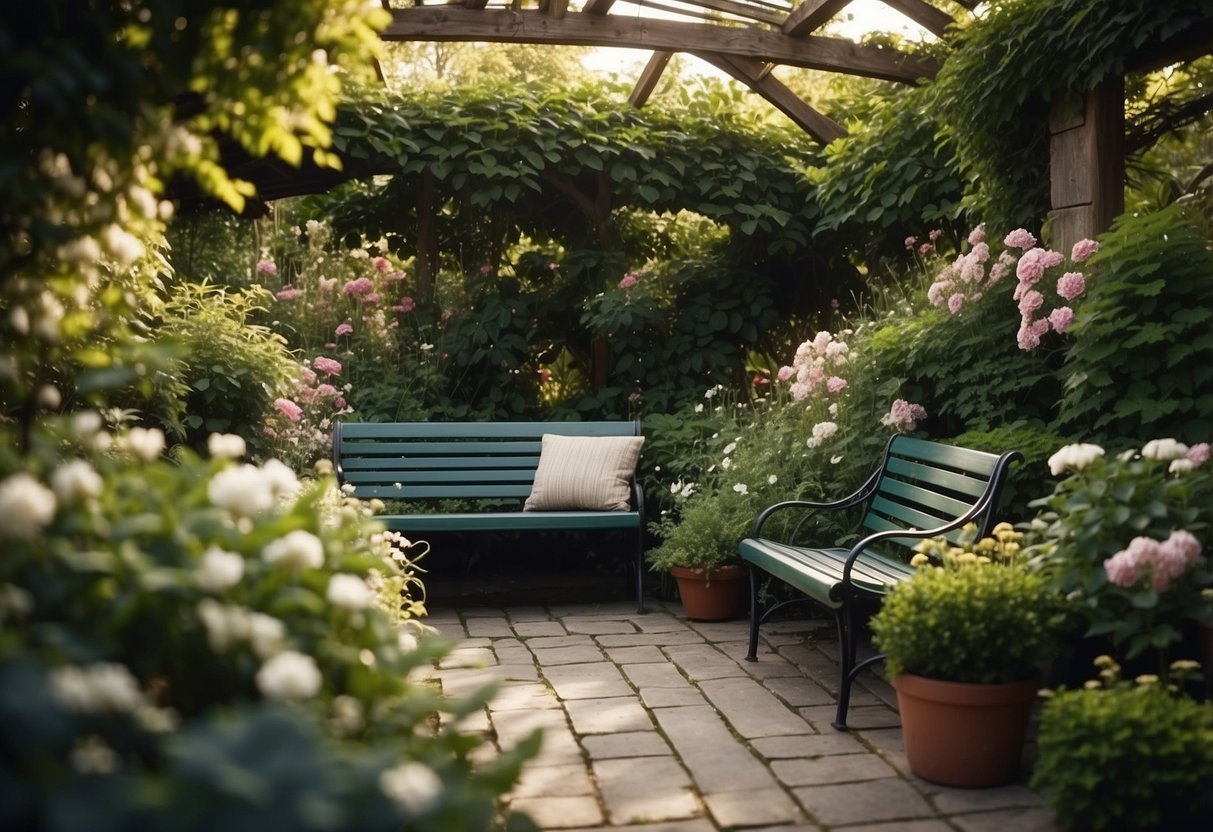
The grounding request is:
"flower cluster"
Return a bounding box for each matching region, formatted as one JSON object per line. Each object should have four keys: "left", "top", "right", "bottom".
{"left": 264, "top": 359, "right": 352, "bottom": 471}
{"left": 911, "top": 522, "right": 1024, "bottom": 569}
{"left": 779, "top": 330, "right": 850, "bottom": 403}
{"left": 880, "top": 398, "right": 928, "bottom": 433}
{"left": 1105, "top": 531, "right": 1203, "bottom": 592}
{"left": 1007, "top": 230, "right": 1098, "bottom": 350}
{"left": 926, "top": 223, "right": 1014, "bottom": 315}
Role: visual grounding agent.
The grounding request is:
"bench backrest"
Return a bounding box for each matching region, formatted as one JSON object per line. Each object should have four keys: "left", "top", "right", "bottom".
{"left": 333, "top": 420, "right": 643, "bottom": 502}
{"left": 859, "top": 435, "right": 1020, "bottom": 553}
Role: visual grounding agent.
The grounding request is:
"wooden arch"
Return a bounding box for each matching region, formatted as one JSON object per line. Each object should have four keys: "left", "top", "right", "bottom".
{"left": 380, "top": 0, "right": 972, "bottom": 143}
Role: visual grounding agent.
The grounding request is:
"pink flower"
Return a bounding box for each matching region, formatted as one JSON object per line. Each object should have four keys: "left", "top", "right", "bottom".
{"left": 967, "top": 224, "right": 986, "bottom": 245}
{"left": 334, "top": 396, "right": 347, "bottom": 410}
{"left": 392, "top": 296, "right": 416, "bottom": 313}
{"left": 1017, "top": 289, "right": 1044, "bottom": 315}
{"left": 812, "top": 331, "right": 833, "bottom": 353}
{"left": 1048, "top": 306, "right": 1075, "bottom": 333}
{"left": 335, "top": 323, "right": 353, "bottom": 337}
{"left": 363, "top": 293, "right": 381, "bottom": 305}
{"left": 777, "top": 365, "right": 794, "bottom": 382}
{"left": 970, "top": 241, "right": 990, "bottom": 263}
{"left": 989, "top": 261, "right": 1008, "bottom": 283}
{"left": 373, "top": 256, "right": 391, "bottom": 273}
{"left": 312, "top": 356, "right": 342, "bottom": 376}
{"left": 1031, "top": 317, "right": 1051, "bottom": 337}
{"left": 273, "top": 398, "right": 302, "bottom": 422}
{"left": 383, "top": 270, "right": 407, "bottom": 283}
{"left": 1056, "top": 272, "right": 1086, "bottom": 300}
{"left": 1017, "top": 325, "right": 1041, "bottom": 351}
{"left": 947, "top": 293, "right": 965, "bottom": 315}
{"left": 316, "top": 383, "right": 338, "bottom": 397}
{"left": 1071, "top": 239, "right": 1100, "bottom": 262}
{"left": 479, "top": 265, "right": 492, "bottom": 275}
{"left": 1186, "top": 443, "right": 1210, "bottom": 467}
{"left": 618, "top": 274, "right": 639, "bottom": 290}
{"left": 905, "top": 235, "right": 917, "bottom": 249}
{"left": 927, "top": 281, "right": 950, "bottom": 307}
{"left": 1003, "top": 229, "right": 1036, "bottom": 249}
{"left": 1015, "top": 248, "right": 1048, "bottom": 283}
{"left": 547, "top": 262, "right": 559, "bottom": 271}
{"left": 826, "top": 376, "right": 847, "bottom": 394}
{"left": 299, "top": 366, "right": 317, "bottom": 385}
{"left": 881, "top": 399, "right": 927, "bottom": 432}
{"left": 919, "top": 243, "right": 934, "bottom": 256}
{"left": 256, "top": 260, "right": 278, "bottom": 276}
{"left": 318, "top": 277, "right": 337, "bottom": 293}
{"left": 1041, "top": 250, "right": 1064, "bottom": 269}
{"left": 928, "top": 229, "right": 942, "bottom": 241}
{"left": 275, "top": 287, "right": 301, "bottom": 301}
{"left": 343, "top": 277, "right": 374, "bottom": 296}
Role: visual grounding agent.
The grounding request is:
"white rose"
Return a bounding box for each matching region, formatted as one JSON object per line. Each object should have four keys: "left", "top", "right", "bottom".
{"left": 379, "top": 761, "right": 443, "bottom": 815}
{"left": 1047, "top": 443, "right": 1105, "bottom": 476}
{"left": 196, "top": 546, "right": 245, "bottom": 593}
{"left": 207, "top": 433, "right": 247, "bottom": 460}
{"left": 261, "top": 458, "right": 300, "bottom": 500}
{"left": 50, "top": 663, "right": 143, "bottom": 714}
{"left": 256, "top": 651, "right": 322, "bottom": 700}
{"left": 262, "top": 530, "right": 325, "bottom": 571}
{"left": 248, "top": 613, "right": 286, "bottom": 659}
{"left": 51, "top": 459, "right": 103, "bottom": 504}
{"left": 197, "top": 599, "right": 249, "bottom": 652}
{"left": 1141, "top": 438, "right": 1189, "bottom": 461}
{"left": 208, "top": 464, "right": 275, "bottom": 517}
{"left": 0, "top": 473, "right": 57, "bottom": 541}
{"left": 121, "top": 427, "right": 165, "bottom": 462}
{"left": 327, "top": 574, "right": 374, "bottom": 611}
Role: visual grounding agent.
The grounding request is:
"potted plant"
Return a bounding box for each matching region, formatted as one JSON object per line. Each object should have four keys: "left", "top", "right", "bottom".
{"left": 648, "top": 490, "right": 752, "bottom": 621}
{"left": 870, "top": 524, "right": 1056, "bottom": 787}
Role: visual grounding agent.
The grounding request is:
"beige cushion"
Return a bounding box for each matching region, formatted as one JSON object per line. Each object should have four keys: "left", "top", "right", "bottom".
{"left": 524, "top": 434, "right": 645, "bottom": 512}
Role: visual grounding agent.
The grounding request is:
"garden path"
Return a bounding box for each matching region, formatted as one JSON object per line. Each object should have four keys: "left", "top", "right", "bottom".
{"left": 424, "top": 600, "right": 1060, "bottom": 832}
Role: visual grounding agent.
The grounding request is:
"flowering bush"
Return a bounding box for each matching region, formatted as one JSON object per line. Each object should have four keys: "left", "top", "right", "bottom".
{"left": 264, "top": 359, "right": 353, "bottom": 471}
{"left": 0, "top": 418, "right": 535, "bottom": 831}
{"left": 1026, "top": 438, "right": 1213, "bottom": 669}
{"left": 872, "top": 524, "right": 1056, "bottom": 684}
{"left": 1031, "top": 657, "right": 1213, "bottom": 832}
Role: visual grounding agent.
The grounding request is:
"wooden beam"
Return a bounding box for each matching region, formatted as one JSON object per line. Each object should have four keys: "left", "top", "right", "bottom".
{"left": 672, "top": 0, "right": 787, "bottom": 26}
{"left": 385, "top": 8, "right": 939, "bottom": 82}
{"left": 543, "top": 0, "right": 570, "bottom": 18}
{"left": 693, "top": 51, "right": 848, "bottom": 143}
{"left": 629, "top": 52, "right": 674, "bottom": 108}
{"left": 879, "top": 0, "right": 953, "bottom": 38}
{"left": 784, "top": 0, "right": 854, "bottom": 38}
{"left": 582, "top": 0, "right": 617, "bottom": 13}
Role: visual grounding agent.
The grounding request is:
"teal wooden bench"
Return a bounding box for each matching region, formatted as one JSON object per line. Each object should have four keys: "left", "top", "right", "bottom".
{"left": 332, "top": 420, "right": 647, "bottom": 613}
{"left": 738, "top": 435, "right": 1021, "bottom": 729}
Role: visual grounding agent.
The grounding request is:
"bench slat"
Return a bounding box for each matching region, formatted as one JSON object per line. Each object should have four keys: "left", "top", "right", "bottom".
{"left": 340, "top": 422, "right": 639, "bottom": 440}
{"left": 874, "top": 476, "right": 977, "bottom": 520}
{"left": 883, "top": 456, "right": 992, "bottom": 499}
{"left": 888, "top": 436, "right": 1000, "bottom": 476}
{"left": 379, "top": 511, "right": 641, "bottom": 533}
{"left": 350, "top": 484, "right": 535, "bottom": 499}
{"left": 340, "top": 440, "right": 543, "bottom": 456}
{"left": 344, "top": 469, "right": 537, "bottom": 486}
{"left": 341, "top": 456, "right": 542, "bottom": 471}
{"left": 864, "top": 494, "right": 960, "bottom": 537}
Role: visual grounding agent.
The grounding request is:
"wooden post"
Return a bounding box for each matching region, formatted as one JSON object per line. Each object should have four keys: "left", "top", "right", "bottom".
{"left": 1047, "top": 77, "right": 1124, "bottom": 252}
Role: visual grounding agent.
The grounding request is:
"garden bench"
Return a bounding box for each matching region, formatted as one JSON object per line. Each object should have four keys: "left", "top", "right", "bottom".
{"left": 738, "top": 435, "right": 1022, "bottom": 729}
{"left": 332, "top": 420, "right": 647, "bottom": 613}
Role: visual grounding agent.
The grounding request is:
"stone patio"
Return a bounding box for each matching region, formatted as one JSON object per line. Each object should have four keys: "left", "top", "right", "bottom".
{"left": 423, "top": 599, "right": 1060, "bottom": 832}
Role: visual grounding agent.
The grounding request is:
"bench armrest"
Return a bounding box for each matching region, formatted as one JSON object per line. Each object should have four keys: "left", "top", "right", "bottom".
{"left": 749, "top": 464, "right": 883, "bottom": 538}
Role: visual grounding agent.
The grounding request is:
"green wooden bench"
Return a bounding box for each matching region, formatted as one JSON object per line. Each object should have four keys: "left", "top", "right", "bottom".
{"left": 738, "top": 435, "right": 1022, "bottom": 729}
{"left": 332, "top": 420, "right": 647, "bottom": 613}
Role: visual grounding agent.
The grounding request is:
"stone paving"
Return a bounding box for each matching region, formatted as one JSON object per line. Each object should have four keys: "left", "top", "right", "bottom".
{"left": 423, "top": 599, "right": 1061, "bottom": 832}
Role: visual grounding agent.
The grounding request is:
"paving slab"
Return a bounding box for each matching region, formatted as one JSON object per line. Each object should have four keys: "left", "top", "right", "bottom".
{"left": 512, "top": 763, "right": 596, "bottom": 798}
{"left": 771, "top": 753, "right": 901, "bottom": 786}
{"left": 595, "top": 631, "right": 707, "bottom": 648}
{"left": 663, "top": 643, "right": 748, "bottom": 681}
{"left": 698, "top": 676, "right": 816, "bottom": 738}
{"left": 593, "top": 756, "right": 701, "bottom": 824}
{"left": 581, "top": 731, "right": 673, "bottom": 760}
{"left": 702, "top": 787, "right": 803, "bottom": 827}
{"left": 653, "top": 705, "right": 786, "bottom": 793}
{"left": 793, "top": 778, "right": 935, "bottom": 827}
{"left": 511, "top": 796, "right": 604, "bottom": 829}
{"left": 564, "top": 696, "right": 654, "bottom": 734}
{"left": 543, "top": 661, "right": 634, "bottom": 699}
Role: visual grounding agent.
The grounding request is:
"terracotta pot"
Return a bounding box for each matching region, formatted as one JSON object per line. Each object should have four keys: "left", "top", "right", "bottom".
{"left": 669, "top": 564, "right": 746, "bottom": 621}
{"left": 893, "top": 673, "right": 1039, "bottom": 788}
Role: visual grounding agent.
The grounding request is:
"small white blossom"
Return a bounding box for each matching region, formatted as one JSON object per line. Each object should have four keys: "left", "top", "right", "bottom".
{"left": 121, "top": 427, "right": 165, "bottom": 462}
{"left": 0, "top": 473, "right": 57, "bottom": 541}
{"left": 248, "top": 613, "right": 286, "bottom": 659}
{"left": 50, "top": 663, "right": 143, "bottom": 714}
{"left": 721, "top": 457, "right": 732, "bottom": 470}
{"left": 207, "top": 433, "right": 247, "bottom": 460}
{"left": 262, "top": 530, "right": 325, "bottom": 571}
{"left": 733, "top": 483, "right": 749, "bottom": 495}
{"left": 327, "top": 574, "right": 374, "bottom": 611}
{"left": 1141, "top": 438, "right": 1189, "bottom": 461}
{"left": 261, "top": 458, "right": 300, "bottom": 500}
{"left": 1047, "top": 443, "right": 1105, "bottom": 476}
{"left": 767, "top": 474, "right": 778, "bottom": 485}
{"left": 256, "top": 651, "right": 322, "bottom": 700}
{"left": 51, "top": 459, "right": 103, "bottom": 504}
{"left": 694, "top": 403, "right": 704, "bottom": 413}
{"left": 723, "top": 442, "right": 737, "bottom": 455}
{"left": 379, "top": 761, "right": 443, "bottom": 815}
{"left": 1169, "top": 458, "right": 1196, "bottom": 475}
{"left": 398, "top": 630, "right": 419, "bottom": 653}
{"left": 70, "top": 736, "right": 120, "bottom": 774}
{"left": 208, "top": 464, "right": 276, "bottom": 517}
{"left": 196, "top": 546, "right": 245, "bottom": 593}
{"left": 197, "top": 599, "right": 248, "bottom": 652}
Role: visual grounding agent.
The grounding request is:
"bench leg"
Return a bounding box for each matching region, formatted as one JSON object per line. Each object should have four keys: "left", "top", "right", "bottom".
{"left": 745, "top": 563, "right": 761, "bottom": 662}
{"left": 832, "top": 603, "right": 855, "bottom": 731}
{"left": 634, "top": 527, "right": 646, "bottom": 615}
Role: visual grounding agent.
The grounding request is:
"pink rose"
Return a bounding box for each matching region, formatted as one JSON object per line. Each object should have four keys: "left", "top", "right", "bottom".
{"left": 947, "top": 293, "right": 965, "bottom": 315}
{"left": 1017, "top": 325, "right": 1041, "bottom": 351}
{"left": 273, "top": 398, "right": 302, "bottom": 422}
{"left": 1056, "top": 272, "right": 1086, "bottom": 301}
{"left": 777, "top": 365, "right": 794, "bottom": 382}
{"left": 967, "top": 224, "right": 986, "bottom": 245}
{"left": 1003, "top": 228, "right": 1037, "bottom": 249}
{"left": 1048, "top": 306, "right": 1075, "bottom": 333}
{"left": 826, "top": 376, "right": 847, "bottom": 394}
{"left": 1017, "top": 289, "right": 1044, "bottom": 315}
{"left": 373, "top": 256, "right": 391, "bottom": 272}
{"left": 618, "top": 274, "right": 639, "bottom": 290}
{"left": 312, "top": 356, "right": 342, "bottom": 376}
{"left": 1071, "top": 239, "right": 1100, "bottom": 262}
{"left": 335, "top": 323, "right": 353, "bottom": 337}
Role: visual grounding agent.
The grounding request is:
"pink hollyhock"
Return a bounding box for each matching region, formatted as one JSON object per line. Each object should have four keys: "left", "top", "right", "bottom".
{"left": 312, "top": 356, "right": 342, "bottom": 376}
{"left": 1003, "top": 228, "right": 1036, "bottom": 249}
{"left": 1048, "top": 306, "right": 1075, "bottom": 333}
{"left": 275, "top": 287, "right": 301, "bottom": 301}
{"left": 335, "top": 322, "right": 353, "bottom": 337}
{"left": 273, "top": 398, "right": 302, "bottom": 422}
{"left": 826, "top": 376, "right": 847, "bottom": 394}
{"left": 1017, "top": 289, "right": 1044, "bottom": 316}
{"left": 373, "top": 256, "right": 391, "bottom": 272}
{"left": 1186, "top": 443, "right": 1210, "bottom": 467}
{"left": 947, "top": 293, "right": 965, "bottom": 315}
{"left": 777, "top": 365, "right": 794, "bottom": 382}
{"left": 1056, "top": 272, "right": 1086, "bottom": 301}
{"left": 343, "top": 277, "right": 374, "bottom": 296}
{"left": 256, "top": 260, "right": 278, "bottom": 276}
{"left": 618, "top": 274, "right": 639, "bottom": 290}
{"left": 1071, "top": 238, "right": 1100, "bottom": 262}
{"left": 967, "top": 224, "right": 986, "bottom": 245}
{"left": 393, "top": 296, "right": 416, "bottom": 313}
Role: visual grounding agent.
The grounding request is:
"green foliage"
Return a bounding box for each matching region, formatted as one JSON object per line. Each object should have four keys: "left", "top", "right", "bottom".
{"left": 1025, "top": 441, "right": 1213, "bottom": 666}
{"left": 934, "top": 0, "right": 1213, "bottom": 229}
{"left": 149, "top": 283, "right": 296, "bottom": 456}
{"left": 1032, "top": 671, "right": 1213, "bottom": 832}
{"left": 1057, "top": 205, "right": 1213, "bottom": 443}
{"left": 945, "top": 425, "right": 1065, "bottom": 523}
{"left": 871, "top": 554, "right": 1055, "bottom": 684}
{"left": 647, "top": 490, "right": 754, "bottom": 572}
{"left": 0, "top": 420, "right": 536, "bottom": 831}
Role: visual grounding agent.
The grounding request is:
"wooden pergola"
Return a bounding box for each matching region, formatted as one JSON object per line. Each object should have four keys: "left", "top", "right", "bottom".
{"left": 382, "top": 0, "right": 965, "bottom": 144}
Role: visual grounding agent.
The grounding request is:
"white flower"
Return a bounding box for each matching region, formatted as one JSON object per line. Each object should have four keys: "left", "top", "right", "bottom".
{"left": 256, "top": 651, "right": 322, "bottom": 701}
{"left": 72, "top": 410, "right": 103, "bottom": 437}
{"left": 121, "top": 427, "right": 165, "bottom": 462}
{"left": 806, "top": 421, "right": 839, "bottom": 449}
{"left": 51, "top": 459, "right": 103, "bottom": 504}
{"left": 101, "top": 223, "right": 145, "bottom": 267}
{"left": 209, "top": 464, "right": 276, "bottom": 517}
{"left": 262, "top": 530, "right": 325, "bottom": 571}
{"left": 732, "top": 483, "right": 749, "bottom": 495}
{"left": 1141, "top": 438, "right": 1189, "bottom": 461}
{"left": 398, "top": 630, "right": 419, "bottom": 653}
{"left": 0, "top": 473, "right": 57, "bottom": 541}
{"left": 830, "top": 455, "right": 845, "bottom": 465}
{"left": 196, "top": 546, "right": 245, "bottom": 593}
{"left": 260, "top": 458, "right": 300, "bottom": 500}
{"left": 1047, "top": 443, "right": 1106, "bottom": 476}
{"left": 248, "top": 613, "right": 286, "bottom": 658}
{"left": 70, "top": 736, "right": 120, "bottom": 774}
{"left": 721, "top": 457, "right": 732, "bottom": 470}
{"left": 767, "top": 474, "right": 778, "bottom": 485}
{"left": 50, "top": 663, "right": 143, "bottom": 714}
{"left": 694, "top": 403, "right": 704, "bottom": 413}
{"left": 197, "top": 599, "right": 248, "bottom": 652}
{"left": 379, "top": 761, "right": 443, "bottom": 815}
{"left": 1169, "top": 458, "right": 1196, "bottom": 475}
{"left": 723, "top": 442, "right": 737, "bottom": 455}
{"left": 207, "top": 433, "right": 247, "bottom": 460}
{"left": 327, "top": 574, "right": 374, "bottom": 611}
